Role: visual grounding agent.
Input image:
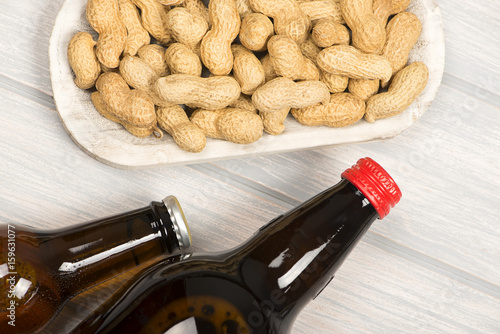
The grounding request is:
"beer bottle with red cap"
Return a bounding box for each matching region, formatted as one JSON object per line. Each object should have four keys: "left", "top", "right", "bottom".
{"left": 72, "top": 157, "right": 402, "bottom": 334}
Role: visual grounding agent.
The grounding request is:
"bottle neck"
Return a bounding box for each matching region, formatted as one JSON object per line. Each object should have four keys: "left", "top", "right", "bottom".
{"left": 239, "top": 179, "right": 378, "bottom": 321}
{"left": 40, "top": 201, "right": 180, "bottom": 296}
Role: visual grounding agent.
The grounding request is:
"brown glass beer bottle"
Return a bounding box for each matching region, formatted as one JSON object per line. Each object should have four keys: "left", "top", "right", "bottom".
{"left": 72, "top": 157, "right": 402, "bottom": 334}
{"left": 0, "top": 196, "right": 191, "bottom": 334}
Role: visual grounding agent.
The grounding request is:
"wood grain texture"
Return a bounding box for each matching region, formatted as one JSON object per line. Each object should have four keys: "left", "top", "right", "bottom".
{"left": 0, "top": 0, "right": 64, "bottom": 96}
{"left": 0, "top": 0, "right": 499, "bottom": 333}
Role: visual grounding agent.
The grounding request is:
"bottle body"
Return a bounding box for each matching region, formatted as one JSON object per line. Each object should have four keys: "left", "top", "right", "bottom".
{"left": 0, "top": 196, "right": 191, "bottom": 334}
{"left": 72, "top": 179, "right": 382, "bottom": 334}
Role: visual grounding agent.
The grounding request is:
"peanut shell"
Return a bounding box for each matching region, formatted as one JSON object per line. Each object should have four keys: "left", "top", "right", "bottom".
{"left": 96, "top": 72, "right": 157, "bottom": 127}
{"left": 299, "top": 37, "right": 349, "bottom": 93}
{"left": 86, "top": 0, "right": 127, "bottom": 68}
{"left": 373, "top": 0, "right": 411, "bottom": 26}
{"left": 249, "top": 0, "right": 310, "bottom": 44}
{"left": 260, "top": 108, "right": 291, "bottom": 135}
{"left": 348, "top": 79, "right": 380, "bottom": 101}
{"left": 157, "top": 104, "right": 207, "bottom": 152}
{"left": 291, "top": 92, "right": 365, "bottom": 127}
{"left": 165, "top": 43, "right": 203, "bottom": 76}
{"left": 311, "top": 18, "right": 350, "bottom": 48}
{"left": 365, "top": 61, "right": 429, "bottom": 122}
{"left": 200, "top": 0, "right": 241, "bottom": 75}
{"left": 298, "top": 0, "right": 344, "bottom": 24}
{"left": 166, "top": 7, "right": 209, "bottom": 54}
{"left": 131, "top": 0, "right": 172, "bottom": 45}
{"left": 154, "top": 74, "right": 241, "bottom": 110}
{"left": 67, "top": 32, "right": 101, "bottom": 89}
{"left": 382, "top": 11, "right": 422, "bottom": 76}
{"left": 118, "top": 0, "right": 150, "bottom": 56}
{"left": 137, "top": 44, "right": 169, "bottom": 77}
{"left": 191, "top": 108, "right": 263, "bottom": 144}
{"left": 340, "top": 0, "right": 386, "bottom": 54}
{"left": 239, "top": 13, "right": 274, "bottom": 52}
{"left": 317, "top": 45, "right": 393, "bottom": 83}
{"left": 231, "top": 44, "right": 266, "bottom": 95}
{"left": 252, "top": 77, "right": 330, "bottom": 113}
{"left": 268, "top": 35, "right": 320, "bottom": 81}
{"left": 91, "top": 91, "right": 159, "bottom": 137}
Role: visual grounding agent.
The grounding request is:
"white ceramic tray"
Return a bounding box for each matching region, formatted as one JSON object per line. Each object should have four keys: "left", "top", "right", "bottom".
{"left": 49, "top": 0, "right": 445, "bottom": 169}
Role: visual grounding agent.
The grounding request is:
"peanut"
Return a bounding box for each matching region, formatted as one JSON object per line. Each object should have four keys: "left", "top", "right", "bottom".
{"left": 154, "top": 74, "right": 241, "bottom": 110}
{"left": 348, "top": 79, "right": 380, "bottom": 101}
{"left": 365, "top": 61, "right": 429, "bottom": 122}
{"left": 131, "top": 0, "right": 172, "bottom": 45}
{"left": 156, "top": 105, "right": 207, "bottom": 152}
{"left": 252, "top": 77, "right": 330, "bottom": 113}
{"left": 291, "top": 92, "right": 365, "bottom": 127}
{"left": 235, "top": 0, "right": 254, "bottom": 19}
{"left": 268, "top": 35, "right": 320, "bottom": 81}
{"left": 166, "top": 7, "right": 209, "bottom": 54}
{"left": 249, "top": 0, "right": 310, "bottom": 44}
{"left": 298, "top": 0, "right": 344, "bottom": 24}
{"left": 317, "top": 45, "right": 392, "bottom": 83}
{"left": 96, "top": 72, "right": 158, "bottom": 128}
{"left": 118, "top": 0, "right": 150, "bottom": 56}
{"left": 299, "top": 37, "right": 349, "bottom": 93}
{"left": 180, "top": 0, "right": 211, "bottom": 27}
{"left": 137, "top": 44, "right": 169, "bottom": 77}
{"left": 120, "top": 55, "right": 159, "bottom": 92}
{"left": 119, "top": 54, "right": 171, "bottom": 107}
{"left": 373, "top": 0, "right": 411, "bottom": 26}
{"left": 260, "top": 54, "right": 277, "bottom": 83}
{"left": 229, "top": 94, "right": 257, "bottom": 113}
{"left": 239, "top": 13, "right": 274, "bottom": 52}
{"left": 260, "top": 108, "right": 291, "bottom": 135}
{"left": 100, "top": 62, "right": 118, "bottom": 73}
{"left": 231, "top": 44, "right": 266, "bottom": 95}
{"left": 157, "top": 0, "right": 185, "bottom": 5}
{"left": 165, "top": 43, "right": 202, "bottom": 76}
{"left": 298, "top": 36, "right": 321, "bottom": 62}
{"left": 190, "top": 108, "right": 263, "bottom": 144}
{"left": 86, "top": 0, "right": 127, "bottom": 68}
{"left": 200, "top": 0, "right": 241, "bottom": 75}
{"left": 91, "top": 91, "right": 160, "bottom": 137}
{"left": 67, "top": 32, "right": 101, "bottom": 89}
{"left": 319, "top": 71, "right": 350, "bottom": 94}
{"left": 340, "top": 0, "right": 386, "bottom": 54}
{"left": 311, "top": 18, "right": 350, "bottom": 48}
{"left": 382, "top": 12, "right": 422, "bottom": 76}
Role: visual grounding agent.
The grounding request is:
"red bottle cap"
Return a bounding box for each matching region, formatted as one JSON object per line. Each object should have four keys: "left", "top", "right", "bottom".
{"left": 341, "top": 157, "right": 402, "bottom": 219}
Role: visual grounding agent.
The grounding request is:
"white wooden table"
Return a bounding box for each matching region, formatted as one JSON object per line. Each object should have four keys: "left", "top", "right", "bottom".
{"left": 1, "top": 0, "right": 499, "bottom": 333}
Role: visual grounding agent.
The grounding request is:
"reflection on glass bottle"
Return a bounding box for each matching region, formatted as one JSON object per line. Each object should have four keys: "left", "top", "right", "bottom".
{"left": 0, "top": 196, "right": 191, "bottom": 334}
{"left": 72, "top": 158, "right": 402, "bottom": 334}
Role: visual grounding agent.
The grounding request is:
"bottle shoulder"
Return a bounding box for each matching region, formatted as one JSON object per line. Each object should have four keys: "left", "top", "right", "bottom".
{"left": 84, "top": 254, "right": 285, "bottom": 334}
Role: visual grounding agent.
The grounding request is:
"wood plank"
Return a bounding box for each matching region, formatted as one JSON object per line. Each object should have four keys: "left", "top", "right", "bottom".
{"left": 0, "top": 0, "right": 64, "bottom": 96}
{"left": 211, "top": 83, "right": 500, "bottom": 287}
{"left": 294, "top": 242, "right": 500, "bottom": 333}
{"left": 439, "top": 0, "right": 500, "bottom": 96}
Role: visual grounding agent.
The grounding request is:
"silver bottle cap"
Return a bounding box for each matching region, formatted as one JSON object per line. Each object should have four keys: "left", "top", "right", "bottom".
{"left": 163, "top": 195, "right": 192, "bottom": 249}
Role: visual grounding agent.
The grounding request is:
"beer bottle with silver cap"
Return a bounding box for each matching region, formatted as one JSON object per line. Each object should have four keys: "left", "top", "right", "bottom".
{"left": 0, "top": 196, "right": 191, "bottom": 334}
{"left": 71, "top": 158, "right": 402, "bottom": 334}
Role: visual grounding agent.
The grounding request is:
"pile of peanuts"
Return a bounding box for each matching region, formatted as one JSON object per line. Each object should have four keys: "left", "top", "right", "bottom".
{"left": 68, "top": 0, "right": 429, "bottom": 153}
